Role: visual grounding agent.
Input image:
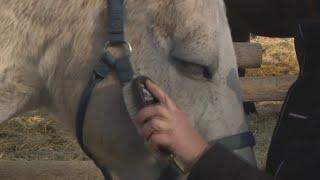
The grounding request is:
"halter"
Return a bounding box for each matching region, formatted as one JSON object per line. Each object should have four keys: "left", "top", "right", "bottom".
{"left": 75, "top": 0, "right": 256, "bottom": 179}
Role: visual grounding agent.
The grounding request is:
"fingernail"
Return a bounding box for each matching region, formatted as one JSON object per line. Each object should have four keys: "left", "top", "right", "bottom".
{"left": 146, "top": 79, "right": 153, "bottom": 85}
{"left": 147, "top": 78, "right": 156, "bottom": 84}
{"left": 145, "top": 80, "right": 153, "bottom": 87}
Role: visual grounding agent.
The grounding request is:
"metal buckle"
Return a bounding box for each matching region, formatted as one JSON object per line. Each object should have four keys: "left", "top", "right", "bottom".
{"left": 168, "top": 154, "right": 187, "bottom": 174}
{"left": 105, "top": 41, "right": 132, "bottom": 55}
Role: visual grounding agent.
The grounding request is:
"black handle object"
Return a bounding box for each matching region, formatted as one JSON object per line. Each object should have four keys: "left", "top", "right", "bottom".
{"left": 132, "top": 76, "right": 159, "bottom": 109}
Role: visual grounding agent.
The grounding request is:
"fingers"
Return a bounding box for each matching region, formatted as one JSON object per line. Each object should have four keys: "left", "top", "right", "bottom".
{"left": 134, "top": 105, "right": 168, "bottom": 126}
{"left": 148, "top": 133, "right": 172, "bottom": 152}
{"left": 146, "top": 80, "right": 177, "bottom": 109}
{"left": 135, "top": 114, "right": 173, "bottom": 153}
{"left": 132, "top": 80, "right": 179, "bottom": 154}
{"left": 139, "top": 118, "right": 171, "bottom": 140}
{"left": 146, "top": 80, "right": 168, "bottom": 104}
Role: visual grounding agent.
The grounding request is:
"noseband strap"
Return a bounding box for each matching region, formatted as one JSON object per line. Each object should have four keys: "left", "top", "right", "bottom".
{"left": 75, "top": 0, "right": 126, "bottom": 179}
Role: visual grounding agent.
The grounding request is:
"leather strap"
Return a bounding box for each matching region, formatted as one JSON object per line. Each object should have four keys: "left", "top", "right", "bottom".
{"left": 74, "top": 0, "right": 133, "bottom": 179}
{"left": 104, "top": 0, "right": 134, "bottom": 85}
{"left": 75, "top": 62, "right": 113, "bottom": 180}
{"left": 213, "top": 132, "right": 256, "bottom": 151}
{"left": 101, "top": 51, "right": 134, "bottom": 85}
{"left": 107, "top": 0, "right": 125, "bottom": 42}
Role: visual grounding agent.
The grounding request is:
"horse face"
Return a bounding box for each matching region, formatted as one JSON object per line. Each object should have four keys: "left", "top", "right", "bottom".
{"left": 83, "top": 0, "right": 252, "bottom": 179}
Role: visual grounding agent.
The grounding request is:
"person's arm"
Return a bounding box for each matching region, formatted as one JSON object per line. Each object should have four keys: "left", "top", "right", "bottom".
{"left": 188, "top": 145, "right": 273, "bottom": 180}
{"left": 132, "top": 80, "right": 273, "bottom": 179}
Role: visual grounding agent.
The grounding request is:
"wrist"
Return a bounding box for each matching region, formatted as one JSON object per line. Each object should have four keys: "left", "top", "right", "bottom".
{"left": 170, "top": 142, "right": 209, "bottom": 174}
{"left": 185, "top": 142, "right": 210, "bottom": 171}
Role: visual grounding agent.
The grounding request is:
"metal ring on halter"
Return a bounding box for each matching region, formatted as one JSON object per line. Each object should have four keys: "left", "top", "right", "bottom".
{"left": 105, "top": 41, "right": 132, "bottom": 55}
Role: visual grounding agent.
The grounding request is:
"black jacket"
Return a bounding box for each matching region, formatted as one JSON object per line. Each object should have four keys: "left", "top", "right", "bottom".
{"left": 188, "top": 146, "right": 272, "bottom": 180}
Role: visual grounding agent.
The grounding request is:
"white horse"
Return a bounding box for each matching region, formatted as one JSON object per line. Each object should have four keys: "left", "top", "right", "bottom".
{"left": 0, "top": 0, "right": 255, "bottom": 179}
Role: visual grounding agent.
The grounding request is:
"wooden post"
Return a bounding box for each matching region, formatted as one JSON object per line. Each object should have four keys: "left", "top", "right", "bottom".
{"left": 240, "top": 75, "right": 297, "bottom": 102}
{"left": 234, "top": 43, "right": 263, "bottom": 68}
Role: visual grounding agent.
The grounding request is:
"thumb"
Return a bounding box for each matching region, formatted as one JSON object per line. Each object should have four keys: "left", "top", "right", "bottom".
{"left": 146, "top": 80, "right": 168, "bottom": 104}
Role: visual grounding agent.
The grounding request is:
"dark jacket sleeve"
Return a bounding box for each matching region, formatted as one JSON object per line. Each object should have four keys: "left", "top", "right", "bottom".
{"left": 188, "top": 145, "right": 273, "bottom": 180}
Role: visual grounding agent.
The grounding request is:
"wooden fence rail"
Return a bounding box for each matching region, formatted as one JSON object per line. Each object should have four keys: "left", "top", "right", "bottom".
{"left": 240, "top": 75, "right": 297, "bottom": 102}
{"left": 0, "top": 161, "right": 104, "bottom": 180}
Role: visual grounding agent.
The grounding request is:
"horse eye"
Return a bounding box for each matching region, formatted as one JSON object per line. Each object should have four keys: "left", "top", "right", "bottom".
{"left": 202, "top": 67, "right": 212, "bottom": 79}
{"left": 170, "top": 56, "right": 212, "bottom": 80}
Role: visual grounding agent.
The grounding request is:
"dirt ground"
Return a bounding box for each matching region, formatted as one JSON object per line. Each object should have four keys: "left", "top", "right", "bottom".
{"left": 0, "top": 37, "right": 298, "bottom": 170}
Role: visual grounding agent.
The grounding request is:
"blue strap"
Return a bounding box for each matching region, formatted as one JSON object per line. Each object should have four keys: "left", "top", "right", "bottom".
{"left": 114, "top": 56, "right": 134, "bottom": 84}
{"left": 75, "top": 63, "right": 113, "bottom": 180}
{"left": 75, "top": 1, "right": 129, "bottom": 179}
{"left": 101, "top": 51, "right": 134, "bottom": 84}
{"left": 213, "top": 132, "right": 256, "bottom": 151}
{"left": 107, "top": 0, "right": 125, "bottom": 42}
{"left": 76, "top": 65, "right": 110, "bottom": 145}
{"left": 101, "top": 51, "right": 116, "bottom": 66}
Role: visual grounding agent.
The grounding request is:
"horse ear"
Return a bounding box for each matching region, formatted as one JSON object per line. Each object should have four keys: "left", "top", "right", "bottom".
{"left": 0, "top": 69, "right": 43, "bottom": 123}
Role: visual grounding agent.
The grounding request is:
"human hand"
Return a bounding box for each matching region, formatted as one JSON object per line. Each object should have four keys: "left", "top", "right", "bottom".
{"left": 132, "top": 80, "right": 209, "bottom": 169}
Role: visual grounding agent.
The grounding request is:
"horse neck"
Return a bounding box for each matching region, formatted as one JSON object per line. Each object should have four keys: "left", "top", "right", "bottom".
{"left": 23, "top": 0, "right": 109, "bottom": 126}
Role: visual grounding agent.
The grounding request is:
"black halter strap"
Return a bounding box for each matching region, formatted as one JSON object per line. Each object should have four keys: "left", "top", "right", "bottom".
{"left": 213, "top": 132, "right": 256, "bottom": 150}
{"left": 75, "top": 0, "right": 256, "bottom": 180}
{"left": 76, "top": 63, "right": 113, "bottom": 180}
{"left": 75, "top": 0, "right": 127, "bottom": 180}
{"left": 107, "top": 0, "right": 125, "bottom": 42}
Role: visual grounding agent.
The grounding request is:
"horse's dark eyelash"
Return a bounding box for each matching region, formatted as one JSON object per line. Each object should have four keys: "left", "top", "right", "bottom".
{"left": 170, "top": 57, "right": 212, "bottom": 80}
